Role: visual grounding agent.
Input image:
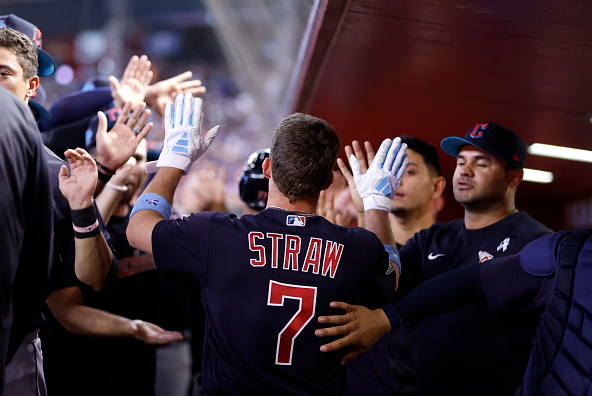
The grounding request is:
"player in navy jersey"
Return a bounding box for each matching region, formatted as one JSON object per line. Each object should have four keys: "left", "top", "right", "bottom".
{"left": 127, "top": 93, "right": 408, "bottom": 395}
{"left": 317, "top": 122, "right": 553, "bottom": 395}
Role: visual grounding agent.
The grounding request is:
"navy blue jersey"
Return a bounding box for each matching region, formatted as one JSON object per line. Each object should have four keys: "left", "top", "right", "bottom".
{"left": 397, "top": 211, "right": 552, "bottom": 395}
{"left": 0, "top": 87, "right": 53, "bottom": 389}
{"left": 151, "top": 208, "right": 396, "bottom": 395}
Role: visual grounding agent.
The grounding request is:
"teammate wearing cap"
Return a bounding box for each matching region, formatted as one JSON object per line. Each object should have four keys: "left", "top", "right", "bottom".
{"left": 316, "top": 122, "right": 553, "bottom": 395}
{"left": 127, "top": 93, "right": 407, "bottom": 395}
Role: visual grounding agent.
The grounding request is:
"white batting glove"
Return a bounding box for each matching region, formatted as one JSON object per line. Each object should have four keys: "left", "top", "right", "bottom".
{"left": 145, "top": 93, "right": 220, "bottom": 174}
{"left": 350, "top": 137, "right": 408, "bottom": 212}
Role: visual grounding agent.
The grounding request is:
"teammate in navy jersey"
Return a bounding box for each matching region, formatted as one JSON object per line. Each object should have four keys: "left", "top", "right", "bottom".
{"left": 127, "top": 93, "right": 408, "bottom": 395}
{"left": 317, "top": 122, "right": 553, "bottom": 395}
{"left": 0, "top": 86, "right": 53, "bottom": 396}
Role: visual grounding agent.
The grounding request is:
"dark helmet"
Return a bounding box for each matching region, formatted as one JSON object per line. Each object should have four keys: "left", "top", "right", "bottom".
{"left": 239, "top": 149, "right": 270, "bottom": 210}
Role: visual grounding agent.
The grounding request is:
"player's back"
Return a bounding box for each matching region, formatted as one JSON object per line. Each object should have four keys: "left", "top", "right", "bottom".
{"left": 151, "top": 208, "right": 396, "bottom": 395}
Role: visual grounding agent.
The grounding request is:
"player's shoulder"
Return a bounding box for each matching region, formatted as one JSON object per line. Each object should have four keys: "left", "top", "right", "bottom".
{"left": 521, "top": 230, "right": 592, "bottom": 277}
{"left": 508, "top": 211, "right": 553, "bottom": 236}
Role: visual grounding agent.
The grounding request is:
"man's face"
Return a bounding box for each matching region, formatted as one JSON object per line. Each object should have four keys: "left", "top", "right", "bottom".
{"left": 391, "top": 149, "right": 435, "bottom": 214}
{"left": 0, "top": 46, "right": 34, "bottom": 102}
{"left": 452, "top": 145, "right": 510, "bottom": 208}
{"left": 120, "top": 140, "right": 148, "bottom": 204}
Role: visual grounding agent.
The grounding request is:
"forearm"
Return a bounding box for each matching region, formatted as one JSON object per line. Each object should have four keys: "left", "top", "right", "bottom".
{"left": 365, "top": 209, "right": 395, "bottom": 246}
{"left": 95, "top": 186, "right": 124, "bottom": 225}
{"left": 384, "top": 265, "right": 484, "bottom": 330}
{"left": 127, "top": 167, "right": 184, "bottom": 254}
{"left": 74, "top": 235, "right": 113, "bottom": 291}
{"left": 59, "top": 304, "right": 136, "bottom": 338}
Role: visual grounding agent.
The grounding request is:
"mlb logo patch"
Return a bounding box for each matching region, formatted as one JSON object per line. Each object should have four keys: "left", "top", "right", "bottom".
{"left": 287, "top": 215, "right": 306, "bottom": 227}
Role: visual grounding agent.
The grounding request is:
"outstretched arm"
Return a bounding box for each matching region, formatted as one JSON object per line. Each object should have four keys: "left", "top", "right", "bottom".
{"left": 316, "top": 265, "right": 484, "bottom": 363}
{"left": 46, "top": 286, "right": 183, "bottom": 345}
{"left": 127, "top": 93, "right": 220, "bottom": 255}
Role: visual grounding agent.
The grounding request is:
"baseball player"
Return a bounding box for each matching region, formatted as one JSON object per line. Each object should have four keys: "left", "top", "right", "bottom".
{"left": 317, "top": 122, "right": 553, "bottom": 395}
{"left": 127, "top": 93, "right": 407, "bottom": 395}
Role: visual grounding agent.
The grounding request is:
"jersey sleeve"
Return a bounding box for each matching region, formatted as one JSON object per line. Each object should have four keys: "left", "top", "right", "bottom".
{"left": 357, "top": 231, "right": 397, "bottom": 309}
{"left": 396, "top": 231, "right": 424, "bottom": 296}
{"left": 151, "top": 212, "right": 214, "bottom": 282}
{"left": 481, "top": 253, "right": 552, "bottom": 316}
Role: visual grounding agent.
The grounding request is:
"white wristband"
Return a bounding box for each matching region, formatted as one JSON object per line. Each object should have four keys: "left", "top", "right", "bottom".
{"left": 106, "top": 183, "right": 128, "bottom": 192}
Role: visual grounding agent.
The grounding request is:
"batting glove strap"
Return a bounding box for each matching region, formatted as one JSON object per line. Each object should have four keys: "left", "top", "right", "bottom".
{"left": 363, "top": 195, "right": 391, "bottom": 212}
{"left": 130, "top": 192, "right": 172, "bottom": 220}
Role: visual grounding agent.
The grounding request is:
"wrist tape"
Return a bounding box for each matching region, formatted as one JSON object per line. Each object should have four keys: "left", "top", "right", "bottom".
{"left": 71, "top": 204, "right": 100, "bottom": 239}
{"left": 129, "top": 193, "right": 172, "bottom": 220}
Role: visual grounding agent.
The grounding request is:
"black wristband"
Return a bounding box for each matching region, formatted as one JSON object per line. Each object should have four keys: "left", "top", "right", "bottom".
{"left": 97, "top": 169, "right": 112, "bottom": 184}
{"left": 71, "top": 205, "right": 100, "bottom": 239}
{"left": 95, "top": 160, "right": 115, "bottom": 176}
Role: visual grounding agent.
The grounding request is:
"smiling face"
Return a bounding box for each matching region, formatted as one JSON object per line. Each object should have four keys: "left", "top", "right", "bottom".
{"left": 452, "top": 145, "right": 512, "bottom": 210}
{"left": 391, "top": 148, "right": 436, "bottom": 215}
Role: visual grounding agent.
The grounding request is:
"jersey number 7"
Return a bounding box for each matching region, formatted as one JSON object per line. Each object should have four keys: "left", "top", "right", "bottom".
{"left": 267, "top": 280, "right": 317, "bottom": 365}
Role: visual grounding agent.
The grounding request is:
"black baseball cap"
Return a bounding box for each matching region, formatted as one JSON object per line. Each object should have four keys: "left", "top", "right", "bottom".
{"left": 28, "top": 84, "right": 51, "bottom": 123}
{"left": 0, "top": 14, "right": 56, "bottom": 76}
{"left": 440, "top": 122, "right": 526, "bottom": 169}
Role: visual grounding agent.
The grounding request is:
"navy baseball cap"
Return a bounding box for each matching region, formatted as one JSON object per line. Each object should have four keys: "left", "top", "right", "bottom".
{"left": 28, "top": 84, "right": 51, "bottom": 123}
{"left": 0, "top": 14, "right": 56, "bottom": 76}
{"left": 441, "top": 122, "right": 526, "bottom": 169}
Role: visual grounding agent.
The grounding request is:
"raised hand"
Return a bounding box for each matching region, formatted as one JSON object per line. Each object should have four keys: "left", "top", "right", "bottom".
{"left": 145, "top": 92, "right": 220, "bottom": 175}
{"left": 351, "top": 137, "right": 408, "bottom": 212}
{"left": 95, "top": 101, "right": 153, "bottom": 173}
{"left": 145, "top": 71, "right": 207, "bottom": 117}
{"left": 110, "top": 55, "right": 154, "bottom": 110}
{"left": 58, "top": 148, "right": 98, "bottom": 210}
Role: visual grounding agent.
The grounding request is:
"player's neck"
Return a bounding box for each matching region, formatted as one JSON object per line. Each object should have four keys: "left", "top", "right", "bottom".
{"left": 266, "top": 194, "right": 317, "bottom": 216}
{"left": 463, "top": 201, "right": 518, "bottom": 230}
{"left": 389, "top": 207, "right": 434, "bottom": 245}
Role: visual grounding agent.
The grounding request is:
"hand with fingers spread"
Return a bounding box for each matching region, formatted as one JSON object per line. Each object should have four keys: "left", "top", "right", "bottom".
{"left": 145, "top": 93, "right": 220, "bottom": 175}
{"left": 315, "top": 302, "right": 391, "bottom": 364}
{"left": 338, "top": 140, "right": 377, "bottom": 220}
{"left": 145, "top": 71, "right": 207, "bottom": 117}
{"left": 58, "top": 148, "right": 98, "bottom": 210}
{"left": 110, "top": 55, "right": 154, "bottom": 110}
{"left": 95, "top": 100, "right": 153, "bottom": 173}
{"left": 351, "top": 137, "right": 408, "bottom": 212}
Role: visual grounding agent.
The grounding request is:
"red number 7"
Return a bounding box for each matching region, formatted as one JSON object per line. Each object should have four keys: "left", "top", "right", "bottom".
{"left": 267, "top": 280, "right": 317, "bottom": 365}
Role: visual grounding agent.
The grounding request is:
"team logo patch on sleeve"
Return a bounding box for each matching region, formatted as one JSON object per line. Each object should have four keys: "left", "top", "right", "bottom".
{"left": 286, "top": 215, "right": 306, "bottom": 227}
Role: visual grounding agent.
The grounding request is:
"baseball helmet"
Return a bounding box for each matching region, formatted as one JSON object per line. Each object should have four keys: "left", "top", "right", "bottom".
{"left": 239, "top": 148, "right": 270, "bottom": 210}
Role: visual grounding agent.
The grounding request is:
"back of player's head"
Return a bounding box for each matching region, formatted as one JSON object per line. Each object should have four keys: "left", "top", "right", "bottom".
{"left": 400, "top": 135, "right": 441, "bottom": 177}
{"left": 270, "top": 113, "right": 340, "bottom": 204}
{"left": 239, "top": 149, "right": 270, "bottom": 211}
{"left": 0, "top": 27, "right": 38, "bottom": 80}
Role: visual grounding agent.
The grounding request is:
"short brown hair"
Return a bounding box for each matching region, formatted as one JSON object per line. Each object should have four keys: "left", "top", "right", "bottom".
{"left": 0, "top": 28, "right": 38, "bottom": 80}
{"left": 270, "top": 113, "right": 340, "bottom": 203}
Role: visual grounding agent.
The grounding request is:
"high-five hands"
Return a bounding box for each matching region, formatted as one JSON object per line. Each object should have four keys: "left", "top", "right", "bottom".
{"left": 145, "top": 93, "right": 220, "bottom": 174}
{"left": 350, "top": 137, "right": 408, "bottom": 212}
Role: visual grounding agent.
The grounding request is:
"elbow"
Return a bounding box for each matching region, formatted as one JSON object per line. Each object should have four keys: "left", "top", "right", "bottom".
{"left": 76, "top": 270, "right": 106, "bottom": 292}
{"left": 126, "top": 223, "right": 140, "bottom": 250}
